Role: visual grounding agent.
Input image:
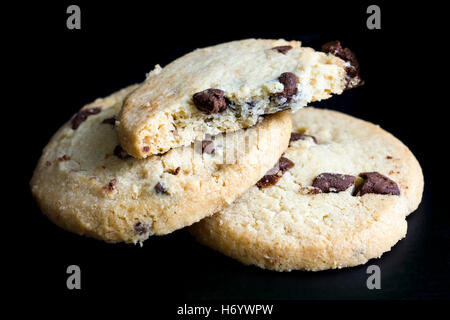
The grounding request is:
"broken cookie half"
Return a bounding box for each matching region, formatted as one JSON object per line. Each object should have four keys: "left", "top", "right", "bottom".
{"left": 117, "top": 38, "right": 362, "bottom": 158}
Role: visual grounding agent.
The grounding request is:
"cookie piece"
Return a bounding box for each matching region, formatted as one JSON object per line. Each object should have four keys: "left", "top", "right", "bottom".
{"left": 30, "top": 86, "right": 292, "bottom": 243}
{"left": 118, "top": 38, "right": 360, "bottom": 158}
{"left": 190, "top": 108, "right": 424, "bottom": 271}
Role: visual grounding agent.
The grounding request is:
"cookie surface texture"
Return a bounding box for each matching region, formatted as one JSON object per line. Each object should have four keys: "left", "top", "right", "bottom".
{"left": 190, "top": 108, "right": 424, "bottom": 271}
{"left": 118, "top": 38, "right": 358, "bottom": 158}
{"left": 30, "top": 86, "right": 292, "bottom": 243}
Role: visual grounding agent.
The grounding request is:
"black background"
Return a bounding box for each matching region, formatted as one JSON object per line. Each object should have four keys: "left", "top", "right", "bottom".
{"left": 8, "top": 0, "right": 448, "bottom": 312}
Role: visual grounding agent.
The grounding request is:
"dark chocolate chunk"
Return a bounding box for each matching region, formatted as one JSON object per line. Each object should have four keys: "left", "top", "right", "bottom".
{"left": 193, "top": 89, "right": 228, "bottom": 114}
{"left": 256, "top": 173, "right": 282, "bottom": 188}
{"left": 202, "top": 140, "right": 215, "bottom": 154}
{"left": 322, "top": 40, "right": 362, "bottom": 88}
{"left": 322, "top": 41, "right": 340, "bottom": 54}
{"left": 270, "top": 72, "right": 299, "bottom": 107}
{"left": 312, "top": 173, "right": 356, "bottom": 193}
{"left": 290, "top": 132, "right": 318, "bottom": 144}
{"left": 344, "top": 66, "right": 361, "bottom": 88}
{"left": 71, "top": 107, "right": 101, "bottom": 129}
{"left": 322, "top": 41, "right": 358, "bottom": 67}
{"left": 114, "top": 145, "right": 130, "bottom": 160}
{"left": 102, "top": 117, "right": 116, "bottom": 126}
{"left": 154, "top": 182, "right": 168, "bottom": 194}
{"left": 277, "top": 72, "right": 298, "bottom": 98}
{"left": 272, "top": 45, "right": 293, "bottom": 54}
{"left": 357, "top": 172, "right": 400, "bottom": 196}
{"left": 58, "top": 155, "right": 70, "bottom": 161}
{"left": 134, "top": 222, "right": 151, "bottom": 235}
{"left": 169, "top": 167, "right": 181, "bottom": 175}
{"left": 256, "top": 157, "right": 295, "bottom": 188}
{"left": 106, "top": 178, "right": 117, "bottom": 191}
{"left": 278, "top": 157, "right": 295, "bottom": 172}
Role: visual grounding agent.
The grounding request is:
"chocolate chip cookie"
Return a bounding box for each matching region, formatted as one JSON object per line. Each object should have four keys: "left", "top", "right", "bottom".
{"left": 190, "top": 108, "right": 423, "bottom": 271}
{"left": 117, "top": 39, "right": 361, "bottom": 158}
{"left": 30, "top": 86, "right": 292, "bottom": 243}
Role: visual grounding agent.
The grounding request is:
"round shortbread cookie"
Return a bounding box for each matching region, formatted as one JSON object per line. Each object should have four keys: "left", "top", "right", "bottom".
{"left": 30, "top": 86, "right": 292, "bottom": 243}
{"left": 118, "top": 39, "right": 361, "bottom": 158}
{"left": 190, "top": 108, "right": 424, "bottom": 271}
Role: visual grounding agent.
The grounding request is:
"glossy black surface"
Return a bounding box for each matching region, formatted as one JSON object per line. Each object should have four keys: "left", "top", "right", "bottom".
{"left": 11, "top": 1, "right": 448, "bottom": 303}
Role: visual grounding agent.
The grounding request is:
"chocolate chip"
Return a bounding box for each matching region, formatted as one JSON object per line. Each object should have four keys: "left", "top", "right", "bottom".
{"left": 256, "top": 173, "right": 282, "bottom": 188}
{"left": 106, "top": 178, "right": 117, "bottom": 191}
{"left": 102, "top": 117, "right": 116, "bottom": 126}
{"left": 271, "top": 72, "right": 299, "bottom": 108}
{"left": 271, "top": 45, "right": 293, "bottom": 54}
{"left": 322, "top": 40, "right": 362, "bottom": 88}
{"left": 143, "top": 146, "right": 150, "bottom": 153}
{"left": 357, "top": 172, "right": 400, "bottom": 196}
{"left": 154, "top": 182, "right": 168, "bottom": 194}
{"left": 290, "top": 132, "right": 318, "bottom": 144}
{"left": 344, "top": 66, "right": 361, "bottom": 88}
{"left": 322, "top": 41, "right": 356, "bottom": 65}
{"left": 58, "top": 155, "right": 70, "bottom": 161}
{"left": 323, "top": 42, "right": 335, "bottom": 54}
{"left": 134, "top": 222, "right": 151, "bottom": 235}
{"left": 45, "top": 161, "right": 52, "bottom": 167}
{"left": 256, "top": 157, "right": 295, "bottom": 188}
{"left": 277, "top": 72, "right": 298, "bottom": 98}
{"left": 312, "top": 173, "right": 356, "bottom": 193}
{"left": 202, "top": 140, "right": 215, "bottom": 154}
{"left": 71, "top": 107, "right": 101, "bottom": 129}
{"left": 114, "top": 145, "right": 130, "bottom": 160}
{"left": 278, "top": 157, "right": 295, "bottom": 172}
{"left": 193, "top": 89, "right": 228, "bottom": 114}
{"left": 386, "top": 155, "right": 393, "bottom": 159}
